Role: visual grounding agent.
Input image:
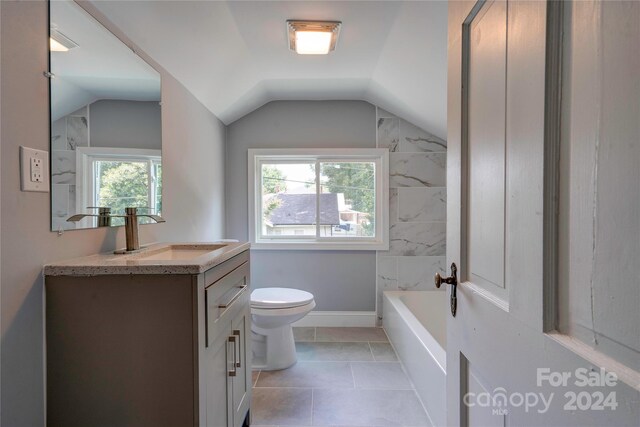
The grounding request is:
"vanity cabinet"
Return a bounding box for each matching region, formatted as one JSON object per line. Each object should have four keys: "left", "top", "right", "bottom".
{"left": 204, "top": 258, "right": 252, "bottom": 427}
{"left": 45, "top": 249, "right": 252, "bottom": 427}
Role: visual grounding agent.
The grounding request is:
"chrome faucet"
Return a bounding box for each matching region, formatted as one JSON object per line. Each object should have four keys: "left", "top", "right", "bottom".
{"left": 68, "top": 207, "right": 113, "bottom": 227}
{"left": 121, "top": 207, "right": 166, "bottom": 253}
{"left": 67, "top": 206, "right": 165, "bottom": 253}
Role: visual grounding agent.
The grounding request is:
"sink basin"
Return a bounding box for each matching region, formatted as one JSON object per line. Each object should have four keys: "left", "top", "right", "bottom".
{"left": 121, "top": 244, "right": 228, "bottom": 261}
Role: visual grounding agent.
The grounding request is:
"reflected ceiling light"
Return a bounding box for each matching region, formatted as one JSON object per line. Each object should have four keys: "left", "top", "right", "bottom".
{"left": 287, "top": 20, "right": 341, "bottom": 55}
{"left": 50, "top": 28, "right": 79, "bottom": 52}
{"left": 50, "top": 38, "right": 69, "bottom": 52}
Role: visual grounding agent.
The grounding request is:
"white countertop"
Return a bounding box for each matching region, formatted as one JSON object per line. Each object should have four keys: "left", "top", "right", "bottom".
{"left": 43, "top": 242, "right": 251, "bottom": 276}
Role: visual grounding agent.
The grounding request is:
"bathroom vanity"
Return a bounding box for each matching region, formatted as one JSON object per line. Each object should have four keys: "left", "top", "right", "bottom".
{"left": 44, "top": 242, "right": 252, "bottom": 427}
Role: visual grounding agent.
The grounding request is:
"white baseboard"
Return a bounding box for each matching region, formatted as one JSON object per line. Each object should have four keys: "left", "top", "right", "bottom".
{"left": 292, "top": 311, "right": 377, "bottom": 328}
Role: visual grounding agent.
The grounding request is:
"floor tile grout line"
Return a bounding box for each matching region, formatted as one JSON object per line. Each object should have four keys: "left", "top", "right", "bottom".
{"left": 349, "top": 360, "right": 356, "bottom": 389}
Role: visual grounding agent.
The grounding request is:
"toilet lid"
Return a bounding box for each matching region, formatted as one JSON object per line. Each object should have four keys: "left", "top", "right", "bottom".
{"left": 251, "top": 287, "right": 314, "bottom": 309}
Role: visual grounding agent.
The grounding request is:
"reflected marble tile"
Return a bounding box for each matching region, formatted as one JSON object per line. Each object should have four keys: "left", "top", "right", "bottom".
{"left": 398, "top": 187, "right": 446, "bottom": 222}
{"left": 67, "top": 116, "right": 88, "bottom": 150}
{"left": 397, "top": 256, "right": 446, "bottom": 290}
{"left": 377, "top": 118, "right": 399, "bottom": 152}
{"left": 51, "top": 151, "right": 76, "bottom": 184}
{"left": 385, "top": 222, "right": 446, "bottom": 256}
{"left": 399, "top": 120, "right": 447, "bottom": 153}
{"left": 315, "top": 327, "right": 388, "bottom": 343}
{"left": 352, "top": 362, "right": 412, "bottom": 390}
{"left": 255, "top": 361, "right": 353, "bottom": 388}
{"left": 293, "top": 327, "right": 315, "bottom": 342}
{"left": 252, "top": 388, "right": 312, "bottom": 426}
{"left": 51, "top": 117, "right": 67, "bottom": 150}
{"left": 68, "top": 185, "right": 76, "bottom": 215}
{"left": 51, "top": 184, "right": 69, "bottom": 218}
{"left": 369, "top": 343, "right": 398, "bottom": 362}
{"left": 390, "top": 153, "right": 446, "bottom": 188}
{"left": 312, "top": 389, "right": 429, "bottom": 426}
{"left": 296, "top": 342, "right": 373, "bottom": 361}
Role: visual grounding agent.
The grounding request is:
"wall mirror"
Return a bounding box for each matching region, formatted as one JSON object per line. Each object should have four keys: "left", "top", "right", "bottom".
{"left": 49, "top": 0, "right": 162, "bottom": 231}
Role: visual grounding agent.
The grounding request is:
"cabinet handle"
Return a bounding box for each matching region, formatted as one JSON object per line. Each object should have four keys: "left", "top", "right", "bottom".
{"left": 218, "top": 285, "right": 248, "bottom": 309}
{"left": 233, "top": 329, "right": 241, "bottom": 368}
{"left": 228, "top": 336, "right": 237, "bottom": 377}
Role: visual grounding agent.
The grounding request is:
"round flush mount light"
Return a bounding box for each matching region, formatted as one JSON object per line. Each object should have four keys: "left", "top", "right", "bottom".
{"left": 287, "top": 20, "right": 342, "bottom": 55}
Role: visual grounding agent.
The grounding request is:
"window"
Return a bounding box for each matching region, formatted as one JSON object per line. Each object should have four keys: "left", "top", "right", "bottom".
{"left": 76, "top": 147, "right": 161, "bottom": 227}
{"left": 249, "top": 149, "right": 389, "bottom": 250}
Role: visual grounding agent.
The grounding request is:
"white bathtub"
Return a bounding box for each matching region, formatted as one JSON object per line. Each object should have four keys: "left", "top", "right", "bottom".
{"left": 383, "top": 291, "right": 447, "bottom": 427}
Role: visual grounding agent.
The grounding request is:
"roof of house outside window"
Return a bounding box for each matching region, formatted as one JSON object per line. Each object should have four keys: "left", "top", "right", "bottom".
{"left": 268, "top": 193, "right": 340, "bottom": 225}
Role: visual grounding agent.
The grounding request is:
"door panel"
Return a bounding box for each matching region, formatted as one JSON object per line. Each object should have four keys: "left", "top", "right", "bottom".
{"left": 557, "top": 0, "right": 640, "bottom": 371}
{"left": 206, "top": 324, "right": 232, "bottom": 427}
{"left": 447, "top": 1, "right": 639, "bottom": 426}
{"left": 467, "top": 0, "right": 507, "bottom": 297}
{"left": 462, "top": 354, "right": 506, "bottom": 427}
{"left": 231, "top": 291, "right": 251, "bottom": 427}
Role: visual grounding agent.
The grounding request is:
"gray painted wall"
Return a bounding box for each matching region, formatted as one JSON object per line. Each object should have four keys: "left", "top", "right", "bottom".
{"left": 0, "top": 2, "right": 225, "bottom": 425}
{"left": 225, "top": 100, "right": 377, "bottom": 311}
{"left": 90, "top": 99, "right": 162, "bottom": 149}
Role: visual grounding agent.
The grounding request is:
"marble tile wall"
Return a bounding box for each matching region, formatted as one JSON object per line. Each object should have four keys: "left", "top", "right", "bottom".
{"left": 51, "top": 106, "right": 89, "bottom": 231}
{"left": 376, "top": 107, "right": 447, "bottom": 322}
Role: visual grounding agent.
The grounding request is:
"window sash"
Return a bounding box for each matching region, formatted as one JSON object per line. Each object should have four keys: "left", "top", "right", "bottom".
{"left": 76, "top": 147, "right": 161, "bottom": 228}
{"left": 249, "top": 149, "right": 389, "bottom": 250}
{"left": 258, "top": 159, "right": 379, "bottom": 241}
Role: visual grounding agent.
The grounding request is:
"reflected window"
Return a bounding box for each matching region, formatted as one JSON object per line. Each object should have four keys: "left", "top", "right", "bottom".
{"left": 77, "top": 148, "right": 161, "bottom": 227}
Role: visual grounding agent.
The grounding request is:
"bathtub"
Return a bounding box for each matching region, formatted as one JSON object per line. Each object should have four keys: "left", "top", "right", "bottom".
{"left": 383, "top": 291, "right": 447, "bottom": 427}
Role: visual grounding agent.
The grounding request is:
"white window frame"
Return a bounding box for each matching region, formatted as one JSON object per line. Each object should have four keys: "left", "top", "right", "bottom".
{"left": 75, "top": 147, "right": 161, "bottom": 228}
{"left": 248, "top": 148, "right": 389, "bottom": 250}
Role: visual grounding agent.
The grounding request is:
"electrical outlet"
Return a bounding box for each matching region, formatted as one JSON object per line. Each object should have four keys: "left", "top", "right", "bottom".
{"left": 20, "top": 146, "right": 49, "bottom": 192}
{"left": 31, "top": 157, "right": 44, "bottom": 182}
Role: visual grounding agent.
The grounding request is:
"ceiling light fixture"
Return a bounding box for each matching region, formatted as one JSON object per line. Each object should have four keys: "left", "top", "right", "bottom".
{"left": 287, "top": 20, "right": 341, "bottom": 55}
{"left": 50, "top": 28, "right": 79, "bottom": 52}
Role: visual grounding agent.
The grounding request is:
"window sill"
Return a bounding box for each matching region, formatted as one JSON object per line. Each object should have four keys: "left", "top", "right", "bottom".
{"left": 250, "top": 241, "right": 389, "bottom": 251}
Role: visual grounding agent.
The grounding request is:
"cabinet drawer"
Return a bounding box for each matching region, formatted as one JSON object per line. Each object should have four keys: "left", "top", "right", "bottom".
{"left": 205, "top": 263, "right": 249, "bottom": 347}
{"left": 204, "top": 251, "right": 249, "bottom": 288}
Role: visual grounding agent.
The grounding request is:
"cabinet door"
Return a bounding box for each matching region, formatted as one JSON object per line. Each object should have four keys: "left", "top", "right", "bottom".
{"left": 231, "top": 294, "right": 252, "bottom": 427}
{"left": 205, "top": 322, "right": 233, "bottom": 427}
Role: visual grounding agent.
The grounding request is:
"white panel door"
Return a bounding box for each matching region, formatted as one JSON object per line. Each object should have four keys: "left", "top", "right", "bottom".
{"left": 446, "top": 1, "right": 639, "bottom": 426}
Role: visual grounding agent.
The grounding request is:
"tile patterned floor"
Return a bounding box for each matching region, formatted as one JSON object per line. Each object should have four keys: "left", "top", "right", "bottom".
{"left": 251, "top": 327, "right": 429, "bottom": 427}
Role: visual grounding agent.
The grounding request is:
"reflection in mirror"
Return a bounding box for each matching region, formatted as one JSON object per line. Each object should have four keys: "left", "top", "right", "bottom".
{"left": 49, "top": 0, "right": 162, "bottom": 231}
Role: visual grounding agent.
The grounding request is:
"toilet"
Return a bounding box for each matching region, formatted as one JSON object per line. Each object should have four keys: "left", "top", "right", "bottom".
{"left": 251, "top": 287, "right": 315, "bottom": 371}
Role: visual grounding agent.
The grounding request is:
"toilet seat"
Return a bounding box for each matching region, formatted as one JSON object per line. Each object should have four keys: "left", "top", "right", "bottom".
{"left": 251, "top": 287, "right": 314, "bottom": 309}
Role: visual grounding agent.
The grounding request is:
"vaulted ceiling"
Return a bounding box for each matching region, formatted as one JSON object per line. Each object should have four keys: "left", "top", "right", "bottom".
{"left": 89, "top": 1, "right": 448, "bottom": 139}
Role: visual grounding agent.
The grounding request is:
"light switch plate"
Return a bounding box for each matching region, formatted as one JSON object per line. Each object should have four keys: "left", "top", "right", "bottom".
{"left": 20, "top": 146, "right": 49, "bottom": 192}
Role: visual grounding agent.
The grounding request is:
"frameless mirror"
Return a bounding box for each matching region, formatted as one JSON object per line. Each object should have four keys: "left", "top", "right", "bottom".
{"left": 49, "top": 0, "right": 162, "bottom": 231}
